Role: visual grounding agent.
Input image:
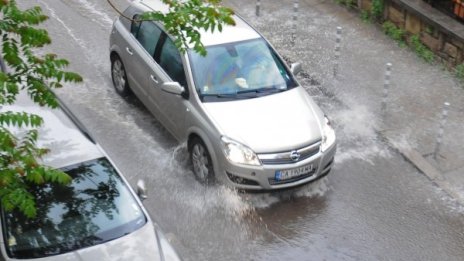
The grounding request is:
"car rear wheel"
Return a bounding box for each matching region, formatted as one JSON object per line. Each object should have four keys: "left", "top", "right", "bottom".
{"left": 111, "top": 55, "right": 131, "bottom": 97}
{"left": 189, "top": 138, "right": 215, "bottom": 185}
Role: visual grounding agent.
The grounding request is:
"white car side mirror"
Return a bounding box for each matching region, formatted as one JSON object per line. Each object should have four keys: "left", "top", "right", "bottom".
{"left": 136, "top": 179, "right": 148, "bottom": 201}
{"left": 161, "top": 82, "right": 185, "bottom": 95}
{"left": 290, "top": 62, "right": 302, "bottom": 75}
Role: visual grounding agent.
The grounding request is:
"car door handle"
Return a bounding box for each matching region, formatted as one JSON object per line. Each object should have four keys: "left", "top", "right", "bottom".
{"left": 150, "top": 75, "right": 159, "bottom": 83}
{"left": 126, "top": 47, "right": 133, "bottom": 55}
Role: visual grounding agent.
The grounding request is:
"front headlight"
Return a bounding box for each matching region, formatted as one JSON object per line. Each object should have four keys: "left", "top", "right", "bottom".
{"left": 321, "top": 116, "right": 336, "bottom": 152}
{"left": 221, "top": 136, "right": 261, "bottom": 166}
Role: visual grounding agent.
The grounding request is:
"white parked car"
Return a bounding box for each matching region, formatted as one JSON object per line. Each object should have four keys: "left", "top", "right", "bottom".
{"left": 110, "top": 0, "right": 336, "bottom": 190}
{"left": 0, "top": 93, "right": 181, "bottom": 260}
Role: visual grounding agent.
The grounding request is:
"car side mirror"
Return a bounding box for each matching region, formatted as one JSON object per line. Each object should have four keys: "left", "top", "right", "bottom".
{"left": 136, "top": 179, "right": 148, "bottom": 201}
{"left": 290, "top": 62, "right": 302, "bottom": 76}
{"left": 161, "top": 82, "right": 185, "bottom": 96}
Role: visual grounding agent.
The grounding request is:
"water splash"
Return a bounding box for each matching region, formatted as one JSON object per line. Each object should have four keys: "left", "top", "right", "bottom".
{"left": 241, "top": 177, "right": 330, "bottom": 209}
{"left": 328, "top": 100, "right": 392, "bottom": 165}
{"left": 333, "top": 104, "right": 379, "bottom": 139}
{"left": 161, "top": 144, "right": 332, "bottom": 221}
{"left": 168, "top": 142, "right": 189, "bottom": 169}
{"left": 387, "top": 132, "right": 418, "bottom": 152}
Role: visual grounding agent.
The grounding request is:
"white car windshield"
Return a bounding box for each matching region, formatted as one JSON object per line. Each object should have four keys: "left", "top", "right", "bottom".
{"left": 2, "top": 158, "right": 146, "bottom": 259}
{"left": 189, "top": 39, "right": 297, "bottom": 102}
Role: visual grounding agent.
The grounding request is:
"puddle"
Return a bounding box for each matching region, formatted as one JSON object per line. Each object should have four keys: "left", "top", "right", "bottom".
{"left": 163, "top": 143, "right": 331, "bottom": 219}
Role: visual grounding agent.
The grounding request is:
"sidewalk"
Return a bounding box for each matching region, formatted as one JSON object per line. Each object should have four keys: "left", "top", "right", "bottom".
{"left": 227, "top": 0, "right": 464, "bottom": 202}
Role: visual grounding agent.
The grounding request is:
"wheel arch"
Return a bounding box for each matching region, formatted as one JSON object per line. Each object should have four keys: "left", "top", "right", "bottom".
{"left": 110, "top": 50, "right": 120, "bottom": 62}
{"left": 187, "top": 129, "right": 224, "bottom": 183}
{"left": 109, "top": 44, "right": 123, "bottom": 62}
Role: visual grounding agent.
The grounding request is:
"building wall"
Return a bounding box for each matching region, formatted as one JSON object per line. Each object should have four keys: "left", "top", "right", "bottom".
{"left": 357, "top": 0, "right": 464, "bottom": 68}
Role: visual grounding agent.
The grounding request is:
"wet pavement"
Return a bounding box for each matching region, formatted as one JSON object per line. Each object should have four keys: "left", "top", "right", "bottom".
{"left": 235, "top": 0, "right": 464, "bottom": 203}
{"left": 17, "top": 0, "right": 464, "bottom": 260}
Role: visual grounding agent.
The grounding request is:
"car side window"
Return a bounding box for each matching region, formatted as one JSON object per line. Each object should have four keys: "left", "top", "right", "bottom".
{"left": 130, "top": 15, "right": 141, "bottom": 36}
{"left": 134, "top": 21, "right": 162, "bottom": 57}
{"left": 159, "top": 37, "right": 187, "bottom": 87}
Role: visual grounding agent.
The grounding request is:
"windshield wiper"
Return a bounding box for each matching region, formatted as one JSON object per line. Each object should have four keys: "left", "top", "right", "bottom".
{"left": 201, "top": 93, "right": 259, "bottom": 99}
{"left": 257, "top": 87, "right": 285, "bottom": 93}
{"left": 201, "top": 93, "right": 238, "bottom": 102}
{"left": 201, "top": 93, "right": 237, "bottom": 98}
{"left": 236, "top": 87, "right": 284, "bottom": 95}
{"left": 201, "top": 87, "right": 285, "bottom": 101}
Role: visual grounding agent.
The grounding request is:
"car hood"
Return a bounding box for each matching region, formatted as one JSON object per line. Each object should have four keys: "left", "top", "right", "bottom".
{"left": 3, "top": 93, "right": 103, "bottom": 169}
{"left": 202, "top": 87, "right": 323, "bottom": 153}
{"left": 17, "top": 223, "right": 162, "bottom": 261}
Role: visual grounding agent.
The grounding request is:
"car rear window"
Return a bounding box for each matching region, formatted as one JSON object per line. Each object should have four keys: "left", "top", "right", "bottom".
{"left": 1, "top": 158, "right": 146, "bottom": 259}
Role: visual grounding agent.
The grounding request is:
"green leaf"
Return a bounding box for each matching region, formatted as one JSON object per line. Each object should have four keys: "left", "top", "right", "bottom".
{"left": 223, "top": 15, "right": 235, "bottom": 25}
{"left": 27, "top": 169, "right": 44, "bottom": 184}
{"left": 143, "top": 0, "right": 235, "bottom": 56}
{"left": 23, "top": 203, "right": 37, "bottom": 218}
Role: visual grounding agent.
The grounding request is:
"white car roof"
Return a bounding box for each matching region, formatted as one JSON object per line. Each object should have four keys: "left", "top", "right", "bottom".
{"left": 2, "top": 93, "right": 103, "bottom": 169}
{"left": 137, "top": 0, "right": 261, "bottom": 46}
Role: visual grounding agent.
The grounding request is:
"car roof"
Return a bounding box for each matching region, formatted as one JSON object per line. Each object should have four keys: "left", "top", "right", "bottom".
{"left": 3, "top": 93, "right": 103, "bottom": 169}
{"left": 136, "top": 0, "right": 261, "bottom": 46}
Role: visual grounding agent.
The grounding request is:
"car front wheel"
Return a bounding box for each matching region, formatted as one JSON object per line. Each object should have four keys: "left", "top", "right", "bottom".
{"left": 111, "top": 55, "right": 131, "bottom": 97}
{"left": 189, "top": 138, "right": 215, "bottom": 185}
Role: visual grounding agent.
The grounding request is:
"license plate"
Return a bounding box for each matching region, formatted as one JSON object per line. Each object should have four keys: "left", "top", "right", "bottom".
{"left": 275, "top": 164, "right": 315, "bottom": 181}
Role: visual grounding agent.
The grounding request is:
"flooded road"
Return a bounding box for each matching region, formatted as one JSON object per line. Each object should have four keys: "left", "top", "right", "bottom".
{"left": 19, "top": 0, "right": 464, "bottom": 260}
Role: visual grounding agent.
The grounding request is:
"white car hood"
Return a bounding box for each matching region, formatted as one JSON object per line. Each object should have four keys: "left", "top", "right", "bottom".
{"left": 18, "top": 224, "right": 162, "bottom": 261}
{"left": 2, "top": 93, "right": 103, "bottom": 169}
{"left": 203, "top": 87, "right": 323, "bottom": 153}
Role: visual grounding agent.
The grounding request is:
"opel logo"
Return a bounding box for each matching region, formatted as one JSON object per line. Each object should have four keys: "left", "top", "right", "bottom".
{"left": 290, "top": 150, "right": 300, "bottom": 162}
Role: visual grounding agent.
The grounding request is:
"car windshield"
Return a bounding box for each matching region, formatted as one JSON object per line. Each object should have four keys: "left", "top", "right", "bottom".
{"left": 189, "top": 39, "right": 297, "bottom": 102}
{"left": 1, "top": 158, "right": 146, "bottom": 259}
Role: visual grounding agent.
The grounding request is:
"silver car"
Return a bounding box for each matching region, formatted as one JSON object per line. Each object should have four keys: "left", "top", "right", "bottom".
{"left": 109, "top": 0, "right": 336, "bottom": 190}
{"left": 1, "top": 93, "right": 181, "bottom": 260}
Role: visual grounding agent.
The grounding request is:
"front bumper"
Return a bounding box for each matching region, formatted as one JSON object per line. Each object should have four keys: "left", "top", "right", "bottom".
{"left": 220, "top": 142, "right": 337, "bottom": 191}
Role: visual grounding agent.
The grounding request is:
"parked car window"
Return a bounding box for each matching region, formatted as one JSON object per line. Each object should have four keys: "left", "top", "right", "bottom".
{"left": 189, "top": 39, "right": 296, "bottom": 101}
{"left": 2, "top": 158, "right": 146, "bottom": 259}
{"left": 159, "top": 37, "right": 187, "bottom": 87}
{"left": 135, "top": 21, "right": 162, "bottom": 57}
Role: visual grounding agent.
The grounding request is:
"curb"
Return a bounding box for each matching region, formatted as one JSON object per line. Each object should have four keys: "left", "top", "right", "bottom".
{"left": 381, "top": 134, "right": 463, "bottom": 203}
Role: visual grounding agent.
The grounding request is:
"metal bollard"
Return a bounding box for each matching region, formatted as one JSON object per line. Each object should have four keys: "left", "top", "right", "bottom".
{"left": 291, "top": 0, "right": 298, "bottom": 45}
{"left": 434, "top": 102, "right": 450, "bottom": 159}
{"left": 333, "top": 26, "right": 342, "bottom": 77}
{"left": 256, "top": 0, "right": 260, "bottom": 17}
{"left": 381, "top": 63, "right": 392, "bottom": 114}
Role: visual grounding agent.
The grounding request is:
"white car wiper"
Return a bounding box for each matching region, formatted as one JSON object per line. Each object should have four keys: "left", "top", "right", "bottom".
{"left": 202, "top": 93, "right": 256, "bottom": 99}
{"left": 236, "top": 86, "right": 284, "bottom": 95}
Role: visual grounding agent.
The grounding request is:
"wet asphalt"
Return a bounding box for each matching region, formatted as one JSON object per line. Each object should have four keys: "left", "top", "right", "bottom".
{"left": 17, "top": 0, "right": 464, "bottom": 260}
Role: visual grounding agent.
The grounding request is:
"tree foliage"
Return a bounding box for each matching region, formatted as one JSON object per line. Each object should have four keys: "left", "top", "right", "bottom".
{"left": 139, "top": 0, "right": 235, "bottom": 56}
{"left": 1, "top": 0, "right": 234, "bottom": 219}
{"left": 0, "top": 0, "right": 81, "bottom": 218}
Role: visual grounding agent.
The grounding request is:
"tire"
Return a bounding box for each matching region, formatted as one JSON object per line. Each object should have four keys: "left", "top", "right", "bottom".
{"left": 189, "top": 138, "right": 215, "bottom": 185}
{"left": 111, "top": 55, "right": 131, "bottom": 97}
